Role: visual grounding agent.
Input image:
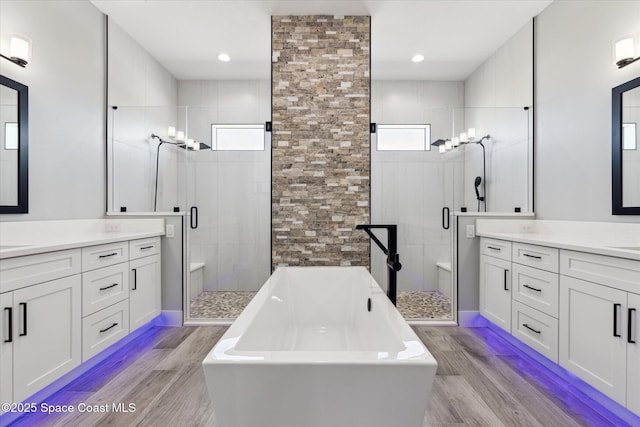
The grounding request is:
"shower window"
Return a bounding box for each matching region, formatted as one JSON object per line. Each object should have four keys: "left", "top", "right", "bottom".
{"left": 4, "top": 122, "right": 18, "bottom": 149}
{"left": 376, "top": 124, "right": 431, "bottom": 151}
{"left": 211, "top": 124, "right": 265, "bottom": 150}
{"left": 623, "top": 123, "right": 637, "bottom": 150}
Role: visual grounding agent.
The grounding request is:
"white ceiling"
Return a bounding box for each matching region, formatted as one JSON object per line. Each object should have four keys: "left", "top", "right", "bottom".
{"left": 90, "top": 0, "right": 552, "bottom": 81}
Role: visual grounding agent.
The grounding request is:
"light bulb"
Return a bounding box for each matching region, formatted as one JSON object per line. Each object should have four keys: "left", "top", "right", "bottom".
{"left": 460, "top": 132, "right": 468, "bottom": 143}
{"left": 452, "top": 136, "right": 460, "bottom": 147}
{"left": 176, "top": 131, "right": 185, "bottom": 142}
{"left": 467, "top": 128, "right": 476, "bottom": 139}
{"left": 193, "top": 142, "right": 200, "bottom": 151}
{"left": 445, "top": 140, "right": 452, "bottom": 150}
{"left": 168, "top": 126, "right": 176, "bottom": 137}
{"left": 218, "top": 53, "right": 231, "bottom": 62}
{"left": 186, "top": 138, "right": 194, "bottom": 148}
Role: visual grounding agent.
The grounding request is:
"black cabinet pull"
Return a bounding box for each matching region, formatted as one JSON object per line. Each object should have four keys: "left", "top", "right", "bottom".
{"left": 19, "top": 302, "right": 27, "bottom": 336}
{"left": 504, "top": 269, "right": 509, "bottom": 291}
{"left": 442, "top": 207, "right": 450, "bottom": 230}
{"left": 629, "top": 308, "right": 636, "bottom": 344}
{"left": 523, "top": 284, "right": 542, "bottom": 292}
{"left": 523, "top": 253, "right": 542, "bottom": 260}
{"left": 487, "top": 246, "right": 501, "bottom": 251}
{"left": 132, "top": 268, "right": 137, "bottom": 291}
{"left": 613, "top": 303, "right": 621, "bottom": 337}
{"left": 99, "top": 283, "right": 118, "bottom": 291}
{"left": 99, "top": 322, "right": 118, "bottom": 333}
{"left": 4, "top": 307, "right": 12, "bottom": 343}
{"left": 523, "top": 323, "right": 541, "bottom": 334}
{"left": 99, "top": 252, "right": 118, "bottom": 259}
{"left": 140, "top": 245, "right": 154, "bottom": 250}
{"left": 191, "top": 206, "right": 198, "bottom": 229}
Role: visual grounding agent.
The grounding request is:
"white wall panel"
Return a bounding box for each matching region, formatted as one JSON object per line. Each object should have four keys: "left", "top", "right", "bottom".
{"left": 0, "top": 0, "right": 105, "bottom": 221}
{"left": 535, "top": 1, "right": 640, "bottom": 222}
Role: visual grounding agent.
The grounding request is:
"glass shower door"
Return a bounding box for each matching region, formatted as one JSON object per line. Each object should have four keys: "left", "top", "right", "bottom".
{"left": 370, "top": 108, "right": 461, "bottom": 321}
{"left": 184, "top": 106, "right": 271, "bottom": 321}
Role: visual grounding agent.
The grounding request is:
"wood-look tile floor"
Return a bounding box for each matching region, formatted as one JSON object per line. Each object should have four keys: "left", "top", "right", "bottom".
{"left": 7, "top": 325, "right": 636, "bottom": 427}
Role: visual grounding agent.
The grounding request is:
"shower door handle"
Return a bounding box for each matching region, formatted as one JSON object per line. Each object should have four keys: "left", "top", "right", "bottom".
{"left": 190, "top": 206, "right": 198, "bottom": 229}
{"left": 442, "top": 207, "right": 450, "bottom": 230}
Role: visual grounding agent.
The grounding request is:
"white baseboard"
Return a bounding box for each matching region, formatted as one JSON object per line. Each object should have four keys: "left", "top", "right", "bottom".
{"left": 458, "top": 311, "right": 488, "bottom": 327}
{"left": 157, "top": 310, "right": 183, "bottom": 326}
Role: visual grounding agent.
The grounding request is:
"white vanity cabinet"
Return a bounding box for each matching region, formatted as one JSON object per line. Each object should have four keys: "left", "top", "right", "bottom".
{"left": 475, "top": 219, "right": 640, "bottom": 416}
{"left": 129, "top": 256, "right": 161, "bottom": 332}
{"left": 11, "top": 276, "right": 82, "bottom": 402}
{"left": 129, "top": 238, "right": 161, "bottom": 332}
{"left": 559, "top": 250, "right": 640, "bottom": 411}
{"left": 480, "top": 238, "right": 561, "bottom": 361}
{"left": 510, "top": 243, "right": 560, "bottom": 362}
{"left": 0, "top": 250, "right": 82, "bottom": 407}
{"left": 0, "top": 232, "right": 162, "bottom": 409}
{"left": 80, "top": 243, "right": 131, "bottom": 362}
{"left": 559, "top": 275, "right": 628, "bottom": 404}
{"left": 479, "top": 252, "right": 512, "bottom": 332}
{"left": 478, "top": 232, "right": 640, "bottom": 416}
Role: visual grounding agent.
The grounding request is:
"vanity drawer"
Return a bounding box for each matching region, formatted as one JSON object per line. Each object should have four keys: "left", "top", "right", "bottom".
{"left": 512, "top": 300, "right": 558, "bottom": 363}
{"left": 512, "top": 263, "right": 559, "bottom": 318}
{"left": 0, "top": 249, "right": 81, "bottom": 293}
{"left": 82, "top": 242, "right": 128, "bottom": 272}
{"left": 129, "top": 237, "right": 161, "bottom": 260}
{"left": 82, "top": 262, "right": 129, "bottom": 317}
{"left": 480, "top": 238, "right": 512, "bottom": 262}
{"left": 513, "top": 243, "right": 559, "bottom": 273}
{"left": 560, "top": 250, "right": 640, "bottom": 293}
{"left": 82, "top": 299, "right": 129, "bottom": 362}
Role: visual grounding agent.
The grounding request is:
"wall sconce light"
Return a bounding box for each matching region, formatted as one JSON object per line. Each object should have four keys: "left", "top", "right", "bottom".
{"left": 431, "top": 130, "right": 490, "bottom": 153}
{"left": 615, "top": 37, "right": 639, "bottom": 68}
{"left": 0, "top": 34, "right": 31, "bottom": 68}
{"left": 151, "top": 126, "right": 211, "bottom": 151}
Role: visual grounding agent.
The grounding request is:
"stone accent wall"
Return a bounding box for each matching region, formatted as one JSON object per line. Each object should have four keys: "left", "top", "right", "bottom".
{"left": 271, "top": 15, "right": 370, "bottom": 268}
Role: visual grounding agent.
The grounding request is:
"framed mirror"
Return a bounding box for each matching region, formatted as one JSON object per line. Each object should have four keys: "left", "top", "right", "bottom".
{"left": 0, "top": 75, "right": 28, "bottom": 213}
{"left": 612, "top": 75, "right": 640, "bottom": 215}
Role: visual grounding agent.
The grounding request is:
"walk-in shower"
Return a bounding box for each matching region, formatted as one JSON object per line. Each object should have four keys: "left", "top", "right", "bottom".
{"left": 107, "top": 98, "right": 531, "bottom": 324}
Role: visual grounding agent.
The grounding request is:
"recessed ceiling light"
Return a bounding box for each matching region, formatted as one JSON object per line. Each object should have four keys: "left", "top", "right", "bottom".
{"left": 218, "top": 53, "right": 231, "bottom": 62}
{"left": 412, "top": 54, "right": 424, "bottom": 63}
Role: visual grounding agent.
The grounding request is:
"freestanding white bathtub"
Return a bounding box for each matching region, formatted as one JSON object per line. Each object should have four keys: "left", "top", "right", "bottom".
{"left": 202, "top": 266, "right": 438, "bottom": 427}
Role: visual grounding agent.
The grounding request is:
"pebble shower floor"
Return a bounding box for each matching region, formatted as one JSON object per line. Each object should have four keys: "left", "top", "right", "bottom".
{"left": 189, "top": 290, "right": 452, "bottom": 320}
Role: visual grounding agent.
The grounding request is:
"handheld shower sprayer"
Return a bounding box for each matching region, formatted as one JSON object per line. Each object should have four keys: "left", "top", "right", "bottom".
{"left": 474, "top": 176, "right": 485, "bottom": 212}
{"left": 474, "top": 176, "right": 483, "bottom": 201}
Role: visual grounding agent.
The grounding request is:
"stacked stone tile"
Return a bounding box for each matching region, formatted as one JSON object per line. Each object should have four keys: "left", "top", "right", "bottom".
{"left": 272, "top": 15, "right": 370, "bottom": 268}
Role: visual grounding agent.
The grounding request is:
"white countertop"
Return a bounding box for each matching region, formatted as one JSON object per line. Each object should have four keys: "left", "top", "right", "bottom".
{"left": 476, "top": 230, "right": 640, "bottom": 261}
{"left": 0, "top": 219, "right": 165, "bottom": 259}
